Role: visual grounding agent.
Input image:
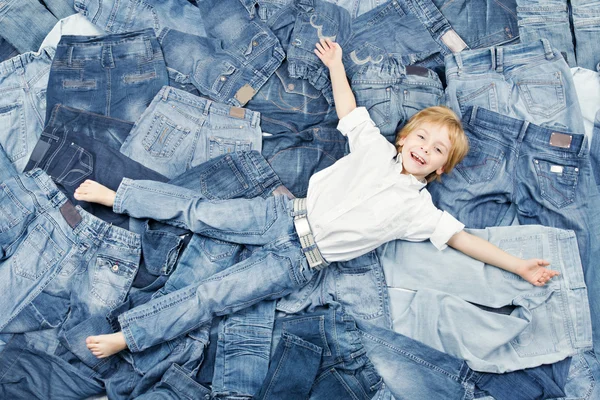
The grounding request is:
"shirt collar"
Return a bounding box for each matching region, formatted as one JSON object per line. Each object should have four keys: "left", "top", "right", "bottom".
{"left": 395, "top": 154, "right": 427, "bottom": 188}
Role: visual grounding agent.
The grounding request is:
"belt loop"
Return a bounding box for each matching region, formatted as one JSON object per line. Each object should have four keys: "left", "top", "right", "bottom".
{"left": 490, "top": 47, "right": 496, "bottom": 71}
{"left": 12, "top": 55, "right": 24, "bottom": 75}
{"left": 161, "top": 86, "right": 170, "bottom": 101}
{"left": 453, "top": 52, "right": 463, "bottom": 76}
{"left": 517, "top": 120, "right": 529, "bottom": 143}
{"left": 102, "top": 45, "right": 115, "bottom": 68}
{"left": 541, "top": 39, "right": 554, "bottom": 60}
{"left": 469, "top": 105, "right": 478, "bottom": 125}
{"left": 251, "top": 110, "right": 260, "bottom": 128}
{"left": 67, "top": 46, "right": 74, "bottom": 67}
{"left": 203, "top": 99, "right": 211, "bottom": 116}
{"left": 495, "top": 47, "right": 504, "bottom": 73}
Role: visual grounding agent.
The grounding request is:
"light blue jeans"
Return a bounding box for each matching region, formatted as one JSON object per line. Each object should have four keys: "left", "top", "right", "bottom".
{"left": 379, "top": 225, "right": 592, "bottom": 373}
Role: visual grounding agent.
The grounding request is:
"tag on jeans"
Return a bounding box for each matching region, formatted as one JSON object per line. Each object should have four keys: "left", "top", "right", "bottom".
{"left": 406, "top": 65, "right": 430, "bottom": 77}
{"left": 549, "top": 132, "right": 572, "bottom": 148}
{"left": 60, "top": 200, "right": 82, "bottom": 229}
{"left": 550, "top": 165, "right": 564, "bottom": 173}
{"left": 441, "top": 30, "right": 468, "bottom": 53}
{"left": 29, "top": 140, "right": 51, "bottom": 163}
{"left": 234, "top": 84, "right": 257, "bottom": 105}
{"left": 229, "top": 106, "right": 246, "bottom": 119}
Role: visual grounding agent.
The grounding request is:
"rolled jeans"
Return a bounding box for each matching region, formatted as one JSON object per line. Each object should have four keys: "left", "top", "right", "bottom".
{"left": 110, "top": 180, "right": 315, "bottom": 352}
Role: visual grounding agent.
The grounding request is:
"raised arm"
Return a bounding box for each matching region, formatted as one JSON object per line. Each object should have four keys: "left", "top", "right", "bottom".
{"left": 314, "top": 38, "right": 356, "bottom": 120}
{"left": 447, "top": 230, "right": 559, "bottom": 286}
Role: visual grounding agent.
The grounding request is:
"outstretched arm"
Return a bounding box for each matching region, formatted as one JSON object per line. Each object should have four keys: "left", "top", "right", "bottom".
{"left": 314, "top": 38, "right": 356, "bottom": 120}
{"left": 447, "top": 230, "right": 559, "bottom": 286}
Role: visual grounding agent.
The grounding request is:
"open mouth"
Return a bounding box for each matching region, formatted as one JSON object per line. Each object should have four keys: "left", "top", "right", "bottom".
{"left": 410, "top": 152, "right": 426, "bottom": 165}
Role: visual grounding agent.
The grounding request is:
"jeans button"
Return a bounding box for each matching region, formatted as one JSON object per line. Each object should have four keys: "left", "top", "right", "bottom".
{"left": 111, "top": 264, "right": 119, "bottom": 272}
{"left": 220, "top": 76, "right": 227, "bottom": 81}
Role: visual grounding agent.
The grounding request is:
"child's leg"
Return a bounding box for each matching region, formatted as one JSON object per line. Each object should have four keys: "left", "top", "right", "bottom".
{"left": 74, "top": 180, "right": 116, "bottom": 207}
{"left": 85, "top": 332, "right": 127, "bottom": 358}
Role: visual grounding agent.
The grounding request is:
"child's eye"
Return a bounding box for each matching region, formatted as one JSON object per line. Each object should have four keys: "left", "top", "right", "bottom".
{"left": 418, "top": 134, "right": 425, "bottom": 139}
{"left": 435, "top": 147, "right": 443, "bottom": 154}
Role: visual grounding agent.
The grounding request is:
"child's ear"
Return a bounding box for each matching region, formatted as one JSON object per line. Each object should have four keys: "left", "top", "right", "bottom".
{"left": 436, "top": 165, "right": 445, "bottom": 175}
{"left": 398, "top": 137, "right": 405, "bottom": 146}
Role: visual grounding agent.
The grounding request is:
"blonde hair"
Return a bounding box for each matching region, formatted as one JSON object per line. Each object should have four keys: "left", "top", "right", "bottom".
{"left": 395, "top": 106, "right": 469, "bottom": 183}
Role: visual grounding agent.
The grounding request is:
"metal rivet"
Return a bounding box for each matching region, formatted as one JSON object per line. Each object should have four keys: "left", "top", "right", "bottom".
{"left": 534, "top": 160, "right": 539, "bottom": 163}
{"left": 287, "top": 83, "right": 295, "bottom": 90}
{"left": 252, "top": 41, "right": 258, "bottom": 46}
{"left": 575, "top": 168, "right": 579, "bottom": 171}
{"left": 111, "top": 264, "right": 119, "bottom": 272}
{"left": 220, "top": 76, "right": 227, "bottom": 81}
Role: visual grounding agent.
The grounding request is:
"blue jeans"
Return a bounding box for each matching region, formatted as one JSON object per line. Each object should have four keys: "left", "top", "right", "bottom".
{"left": 428, "top": 107, "right": 600, "bottom": 360}
{"left": 24, "top": 105, "right": 168, "bottom": 230}
{"left": 46, "top": 29, "right": 169, "bottom": 123}
{"left": 444, "top": 39, "right": 585, "bottom": 134}
{"left": 571, "top": 0, "right": 600, "bottom": 70}
{"left": 379, "top": 225, "right": 592, "bottom": 373}
{"left": 349, "top": 57, "right": 444, "bottom": 143}
{"left": 0, "top": 37, "right": 18, "bottom": 63}
{"left": 157, "top": 0, "right": 285, "bottom": 107}
{"left": 0, "top": 0, "right": 58, "bottom": 52}
{"left": 73, "top": 0, "right": 207, "bottom": 37}
{"left": 0, "top": 49, "right": 53, "bottom": 173}
{"left": 258, "top": 305, "right": 382, "bottom": 400}
{"left": 261, "top": 126, "right": 348, "bottom": 197}
{"left": 591, "top": 109, "right": 600, "bottom": 188}
{"left": 120, "top": 86, "right": 263, "bottom": 179}
{"left": 245, "top": 60, "right": 338, "bottom": 136}
{"left": 42, "top": 0, "right": 77, "bottom": 19}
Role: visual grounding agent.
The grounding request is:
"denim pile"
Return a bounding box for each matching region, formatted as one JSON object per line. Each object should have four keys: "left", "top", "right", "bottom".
{"left": 0, "top": 0, "right": 599, "bottom": 399}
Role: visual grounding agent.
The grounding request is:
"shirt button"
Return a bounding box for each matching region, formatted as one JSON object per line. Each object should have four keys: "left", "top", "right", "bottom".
{"left": 111, "top": 264, "right": 119, "bottom": 272}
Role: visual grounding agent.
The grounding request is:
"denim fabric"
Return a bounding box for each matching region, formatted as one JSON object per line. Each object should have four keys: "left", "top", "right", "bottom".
{"left": 259, "top": 305, "right": 382, "bottom": 400}
{"left": 285, "top": 0, "right": 353, "bottom": 104}
{"left": 135, "top": 364, "right": 211, "bottom": 400}
{"left": 120, "top": 86, "right": 263, "bottom": 179}
{"left": 380, "top": 225, "right": 592, "bottom": 373}
{"left": 245, "top": 60, "right": 338, "bottom": 136}
{"left": 0, "top": 37, "right": 18, "bottom": 62}
{"left": 42, "top": 0, "right": 76, "bottom": 19}
{"left": 262, "top": 126, "right": 347, "bottom": 197}
{"left": 427, "top": 107, "right": 600, "bottom": 362}
{"left": 349, "top": 57, "right": 444, "bottom": 143}
{"left": 0, "top": 0, "right": 58, "bottom": 53}
{"left": 572, "top": 0, "right": 600, "bottom": 71}
{"left": 158, "top": 0, "right": 285, "bottom": 107}
{"left": 444, "top": 39, "right": 585, "bottom": 134}
{"left": 24, "top": 106, "right": 168, "bottom": 230}
{"left": 74, "top": 0, "right": 207, "bottom": 37}
{"left": 0, "top": 334, "right": 105, "bottom": 399}
{"left": 108, "top": 182, "right": 314, "bottom": 352}
{"left": 356, "top": 319, "right": 483, "bottom": 400}
{"left": 0, "top": 49, "right": 53, "bottom": 173}
{"left": 591, "top": 110, "right": 600, "bottom": 187}
{"left": 46, "top": 29, "right": 169, "bottom": 123}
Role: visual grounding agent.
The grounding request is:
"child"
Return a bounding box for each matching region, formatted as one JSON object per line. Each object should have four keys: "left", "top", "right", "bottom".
{"left": 77, "top": 39, "right": 558, "bottom": 359}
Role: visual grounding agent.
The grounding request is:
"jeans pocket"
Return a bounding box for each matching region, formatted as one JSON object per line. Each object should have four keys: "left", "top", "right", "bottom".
{"left": 455, "top": 137, "right": 504, "bottom": 183}
{"left": 208, "top": 137, "right": 253, "bottom": 159}
{"left": 0, "top": 102, "right": 27, "bottom": 162}
{"left": 198, "top": 154, "right": 249, "bottom": 199}
{"left": 517, "top": 72, "right": 566, "bottom": 118}
{"left": 0, "top": 183, "right": 31, "bottom": 234}
{"left": 194, "top": 61, "right": 237, "bottom": 98}
{"left": 60, "top": 68, "right": 97, "bottom": 91}
{"left": 533, "top": 158, "right": 579, "bottom": 208}
{"left": 456, "top": 82, "right": 499, "bottom": 115}
{"left": 90, "top": 255, "right": 137, "bottom": 307}
{"left": 199, "top": 237, "right": 240, "bottom": 262}
{"left": 352, "top": 84, "right": 392, "bottom": 130}
{"left": 561, "top": 351, "right": 596, "bottom": 400}
{"left": 55, "top": 143, "right": 93, "bottom": 186}
{"left": 402, "top": 88, "right": 443, "bottom": 120}
{"left": 142, "top": 112, "right": 191, "bottom": 158}
{"left": 12, "top": 224, "right": 65, "bottom": 280}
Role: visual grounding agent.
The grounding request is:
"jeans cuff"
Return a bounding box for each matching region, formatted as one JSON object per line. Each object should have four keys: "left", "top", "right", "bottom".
{"left": 113, "top": 177, "right": 133, "bottom": 215}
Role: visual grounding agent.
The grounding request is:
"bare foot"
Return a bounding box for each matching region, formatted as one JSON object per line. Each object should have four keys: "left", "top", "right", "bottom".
{"left": 86, "top": 332, "right": 127, "bottom": 358}
{"left": 74, "top": 179, "right": 116, "bottom": 207}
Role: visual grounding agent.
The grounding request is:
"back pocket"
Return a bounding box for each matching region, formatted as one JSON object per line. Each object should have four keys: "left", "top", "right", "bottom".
{"left": 13, "top": 224, "right": 65, "bottom": 280}
{"left": 142, "top": 112, "right": 191, "bottom": 158}
{"left": 198, "top": 154, "right": 249, "bottom": 200}
{"left": 0, "top": 102, "right": 27, "bottom": 162}
{"left": 0, "top": 184, "right": 31, "bottom": 234}
{"left": 518, "top": 72, "right": 566, "bottom": 119}
{"left": 455, "top": 138, "right": 504, "bottom": 184}
{"left": 533, "top": 158, "right": 579, "bottom": 208}
{"left": 456, "top": 83, "right": 499, "bottom": 116}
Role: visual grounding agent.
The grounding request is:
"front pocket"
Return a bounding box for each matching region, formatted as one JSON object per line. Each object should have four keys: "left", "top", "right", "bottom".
{"left": 517, "top": 72, "right": 566, "bottom": 118}
{"left": 456, "top": 83, "right": 499, "bottom": 115}
{"left": 533, "top": 158, "right": 579, "bottom": 208}
{"left": 13, "top": 224, "right": 65, "bottom": 280}
{"left": 55, "top": 143, "right": 93, "bottom": 186}
{"left": 455, "top": 139, "right": 504, "bottom": 184}
{"left": 142, "top": 112, "right": 191, "bottom": 158}
{"left": 91, "top": 255, "right": 137, "bottom": 307}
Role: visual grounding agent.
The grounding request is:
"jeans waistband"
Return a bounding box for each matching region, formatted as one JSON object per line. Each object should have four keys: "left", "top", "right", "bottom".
{"left": 0, "top": 48, "right": 54, "bottom": 76}
{"left": 291, "top": 198, "right": 328, "bottom": 270}
{"left": 396, "top": 0, "right": 467, "bottom": 55}
{"left": 47, "top": 104, "right": 136, "bottom": 129}
{"left": 464, "top": 106, "right": 587, "bottom": 156}
{"left": 21, "top": 168, "right": 67, "bottom": 207}
{"left": 445, "top": 39, "right": 557, "bottom": 74}
{"left": 73, "top": 205, "right": 141, "bottom": 249}
{"left": 350, "top": 56, "right": 442, "bottom": 86}
{"left": 157, "top": 86, "right": 260, "bottom": 128}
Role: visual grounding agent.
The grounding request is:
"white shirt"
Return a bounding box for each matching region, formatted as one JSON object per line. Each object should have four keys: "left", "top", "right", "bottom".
{"left": 306, "top": 107, "right": 464, "bottom": 262}
{"left": 571, "top": 67, "right": 600, "bottom": 142}
{"left": 39, "top": 14, "right": 106, "bottom": 51}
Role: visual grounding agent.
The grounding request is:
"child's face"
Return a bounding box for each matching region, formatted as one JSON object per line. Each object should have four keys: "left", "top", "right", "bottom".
{"left": 398, "top": 122, "right": 452, "bottom": 181}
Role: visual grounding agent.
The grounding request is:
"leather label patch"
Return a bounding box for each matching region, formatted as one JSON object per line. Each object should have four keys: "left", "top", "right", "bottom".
{"left": 441, "top": 30, "right": 468, "bottom": 53}
{"left": 406, "top": 65, "right": 430, "bottom": 77}
{"left": 229, "top": 106, "right": 246, "bottom": 119}
{"left": 60, "top": 200, "right": 82, "bottom": 229}
{"left": 234, "top": 84, "right": 257, "bottom": 105}
{"left": 549, "top": 132, "right": 572, "bottom": 148}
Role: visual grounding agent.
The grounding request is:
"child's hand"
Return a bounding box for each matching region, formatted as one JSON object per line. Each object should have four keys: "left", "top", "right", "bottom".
{"left": 516, "top": 259, "right": 559, "bottom": 286}
{"left": 314, "top": 38, "right": 342, "bottom": 69}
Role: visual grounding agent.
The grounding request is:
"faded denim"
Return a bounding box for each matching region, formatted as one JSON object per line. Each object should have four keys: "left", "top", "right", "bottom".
{"left": 120, "top": 86, "right": 262, "bottom": 179}
{"left": 0, "top": 0, "right": 58, "bottom": 53}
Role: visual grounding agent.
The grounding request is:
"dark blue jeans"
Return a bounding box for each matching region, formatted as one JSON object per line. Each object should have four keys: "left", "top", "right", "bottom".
{"left": 46, "top": 29, "right": 168, "bottom": 123}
